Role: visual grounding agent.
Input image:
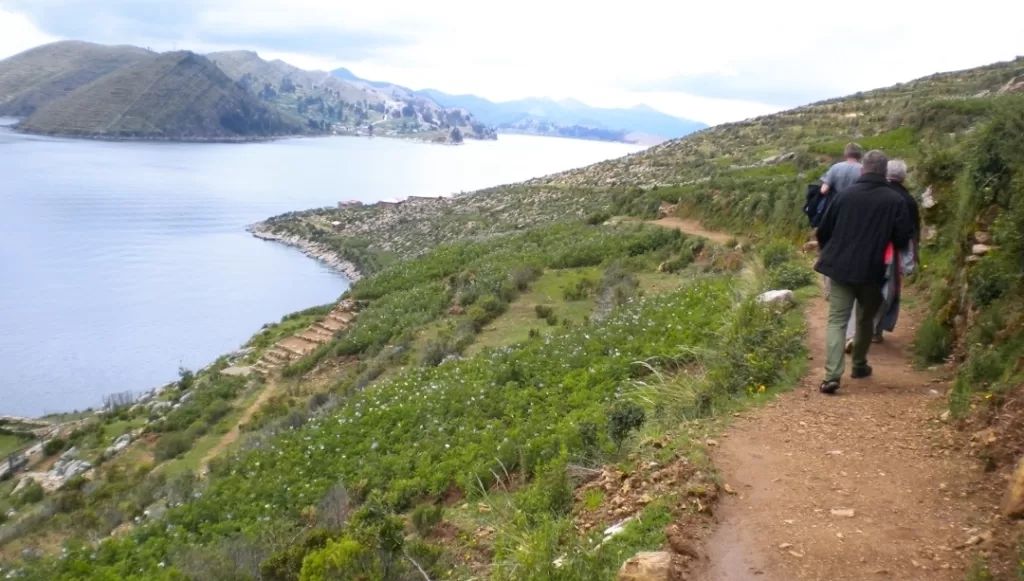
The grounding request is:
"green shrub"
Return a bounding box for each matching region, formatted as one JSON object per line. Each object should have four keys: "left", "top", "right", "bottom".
{"left": 534, "top": 305, "right": 553, "bottom": 319}
{"left": 261, "top": 529, "right": 332, "bottom": 581}
{"left": 760, "top": 240, "right": 796, "bottom": 269}
{"left": 767, "top": 262, "right": 816, "bottom": 289}
{"left": 586, "top": 210, "right": 612, "bottom": 225}
{"left": 914, "top": 317, "right": 954, "bottom": 364}
{"left": 154, "top": 433, "right": 191, "bottom": 462}
{"left": 43, "top": 438, "right": 66, "bottom": 457}
{"left": 608, "top": 401, "right": 645, "bottom": 449}
{"left": 14, "top": 479, "right": 44, "bottom": 507}
{"left": 545, "top": 314, "right": 559, "bottom": 326}
{"left": 562, "top": 277, "right": 597, "bottom": 300}
{"left": 969, "top": 257, "right": 1016, "bottom": 307}
{"left": 410, "top": 503, "right": 444, "bottom": 536}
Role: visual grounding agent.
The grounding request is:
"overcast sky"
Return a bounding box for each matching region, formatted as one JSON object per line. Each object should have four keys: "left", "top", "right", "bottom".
{"left": 2, "top": 1, "right": 1023, "bottom": 126}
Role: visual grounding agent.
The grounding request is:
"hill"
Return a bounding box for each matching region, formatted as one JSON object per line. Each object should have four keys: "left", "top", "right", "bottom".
{"left": 417, "top": 88, "right": 708, "bottom": 143}
{"left": 4, "top": 57, "right": 1024, "bottom": 581}
{"left": 0, "top": 41, "right": 496, "bottom": 142}
{"left": 18, "top": 51, "right": 303, "bottom": 140}
{"left": 0, "top": 40, "right": 152, "bottom": 117}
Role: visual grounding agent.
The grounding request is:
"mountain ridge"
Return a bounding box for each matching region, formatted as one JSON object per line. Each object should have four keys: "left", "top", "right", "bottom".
{"left": 0, "top": 41, "right": 497, "bottom": 142}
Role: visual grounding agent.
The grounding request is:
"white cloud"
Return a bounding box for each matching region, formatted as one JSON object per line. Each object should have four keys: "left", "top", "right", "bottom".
{"left": 0, "top": 8, "right": 60, "bottom": 59}
{"left": 3, "top": 0, "right": 1024, "bottom": 125}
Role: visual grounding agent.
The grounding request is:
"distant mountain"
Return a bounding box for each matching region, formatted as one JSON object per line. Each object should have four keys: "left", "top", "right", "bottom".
{"left": 0, "top": 40, "right": 153, "bottom": 117}
{"left": 0, "top": 41, "right": 496, "bottom": 143}
{"left": 18, "top": 50, "right": 302, "bottom": 140}
{"left": 417, "top": 89, "right": 707, "bottom": 143}
{"left": 328, "top": 67, "right": 494, "bottom": 140}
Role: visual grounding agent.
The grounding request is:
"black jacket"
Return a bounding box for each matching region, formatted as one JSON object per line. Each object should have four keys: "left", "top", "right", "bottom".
{"left": 888, "top": 180, "right": 921, "bottom": 242}
{"left": 814, "top": 174, "right": 914, "bottom": 285}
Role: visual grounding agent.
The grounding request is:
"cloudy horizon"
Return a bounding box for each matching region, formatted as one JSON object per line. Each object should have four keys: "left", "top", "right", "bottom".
{"left": 1, "top": 0, "right": 1023, "bottom": 126}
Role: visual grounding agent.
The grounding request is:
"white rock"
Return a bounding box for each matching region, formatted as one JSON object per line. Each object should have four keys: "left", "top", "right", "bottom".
{"left": 972, "top": 244, "right": 993, "bottom": 256}
{"left": 757, "top": 290, "right": 795, "bottom": 307}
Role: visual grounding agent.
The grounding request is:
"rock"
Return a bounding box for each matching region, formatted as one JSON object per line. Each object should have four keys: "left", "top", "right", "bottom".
{"left": 757, "top": 290, "right": 795, "bottom": 308}
{"left": 939, "top": 410, "right": 951, "bottom": 422}
{"left": 618, "top": 551, "right": 677, "bottom": 581}
{"left": 219, "top": 365, "right": 252, "bottom": 377}
{"left": 778, "top": 543, "right": 794, "bottom": 550}
{"left": 1001, "top": 457, "right": 1024, "bottom": 519}
{"left": 997, "top": 76, "right": 1024, "bottom": 94}
{"left": 921, "top": 186, "right": 937, "bottom": 209}
{"left": 966, "top": 255, "right": 982, "bottom": 263}
{"left": 972, "top": 244, "right": 993, "bottom": 256}
{"left": 104, "top": 434, "right": 133, "bottom": 458}
{"left": 724, "top": 483, "right": 737, "bottom": 495}
{"left": 802, "top": 240, "right": 819, "bottom": 253}
{"left": 705, "top": 438, "right": 719, "bottom": 447}
{"left": 830, "top": 508, "right": 856, "bottom": 518}
{"left": 974, "top": 231, "right": 992, "bottom": 245}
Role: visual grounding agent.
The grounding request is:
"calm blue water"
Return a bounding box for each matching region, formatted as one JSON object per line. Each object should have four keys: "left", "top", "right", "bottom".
{"left": 0, "top": 126, "right": 641, "bottom": 416}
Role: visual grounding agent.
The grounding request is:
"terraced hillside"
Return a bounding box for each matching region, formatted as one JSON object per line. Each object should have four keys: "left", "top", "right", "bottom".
{"left": 18, "top": 51, "right": 303, "bottom": 140}
{"left": 0, "top": 40, "right": 152, "bottom": 117}
{"left": 209, "top": 50, "right": 495, "bottom": 140}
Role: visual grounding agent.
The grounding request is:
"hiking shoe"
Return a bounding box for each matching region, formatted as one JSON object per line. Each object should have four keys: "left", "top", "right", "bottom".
{"left": 872, "top": 332, "right": 884, "bottom": 343}
{"left": 844, "top": 338, "right": 853, "bottom": 354}
{"left": 851, "top": 364, "right": 873, "bottom": 379}
{"left": 819, "top": 379, "right": 840, "bottom": 394}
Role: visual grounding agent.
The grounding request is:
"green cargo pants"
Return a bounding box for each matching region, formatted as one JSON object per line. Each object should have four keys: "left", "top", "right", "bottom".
{"left": 825, "top": 280, "right": 883, "bottom": 382}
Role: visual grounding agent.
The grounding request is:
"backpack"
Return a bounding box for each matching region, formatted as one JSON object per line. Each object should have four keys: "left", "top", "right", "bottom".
{"left": 803, "top": 184, "right": 829, "bottom": 228}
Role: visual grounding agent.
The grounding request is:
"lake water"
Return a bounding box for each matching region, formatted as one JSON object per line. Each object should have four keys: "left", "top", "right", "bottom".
{"left": 0, "top": 127, "right": 641, "bottom": 416}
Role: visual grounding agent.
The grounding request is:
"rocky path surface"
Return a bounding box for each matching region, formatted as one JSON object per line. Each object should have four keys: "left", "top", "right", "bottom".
{"left": 697, "top": 294, "right": 988, "bottom": 580}
{"left": 646, "top": 217, "right": 991, "bottom": 580}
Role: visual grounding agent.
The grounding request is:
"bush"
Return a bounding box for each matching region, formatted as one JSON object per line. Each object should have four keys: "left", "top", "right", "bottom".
{"left": 534, "top": 305, "right": 553, "bottom": 319}
{"left": 914, "top": 317, "right": 954, "bottom": 364}
{"left": 759, "top": 240, "right": 796, "bottom": 269}
{"left": 608, "top": 401, "right": 646, "bottom": 449}
{"left": 43, "top": 438, "right": 66, "bottom": 457}
{"left": 154, "top": 433, "right": 191, "bottom": 462}
{"left": 410, "top": 503, "right": 444, "bottom": 536}
{"left": 562, "top": 277, "right": 597, "bottom": 301}
{"left": 586, "top": 211, "right": 612, "bottom": 225}
{"left": 767, "top": 262, "right": 816, "bottom": 289}
{"left": 14, "top": 480, "right": 44, "bottom": 507}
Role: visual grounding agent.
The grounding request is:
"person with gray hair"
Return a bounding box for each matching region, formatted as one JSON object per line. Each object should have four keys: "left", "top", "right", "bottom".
{"left": 843, "top": 158, "right": 922, "bottom": 349}
{"left": 814, "top": 149, "right": 914, "bottom": 394}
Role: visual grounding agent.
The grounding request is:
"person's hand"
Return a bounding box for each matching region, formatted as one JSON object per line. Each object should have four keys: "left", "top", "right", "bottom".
{"left": 820, "top": 183, "right": 830, "bottom": 194}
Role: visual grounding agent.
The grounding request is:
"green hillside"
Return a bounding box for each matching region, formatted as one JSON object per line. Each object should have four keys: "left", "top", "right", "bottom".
{"left": 3, "top": 56, "right": 1024, "bottom": 580}
{"left": 18, "top": 51, "right": 304, "bottom": 140}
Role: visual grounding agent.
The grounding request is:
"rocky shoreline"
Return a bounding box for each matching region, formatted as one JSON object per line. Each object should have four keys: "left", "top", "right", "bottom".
{"left": 247, "top": 224, "right": 363, "bottom": 282}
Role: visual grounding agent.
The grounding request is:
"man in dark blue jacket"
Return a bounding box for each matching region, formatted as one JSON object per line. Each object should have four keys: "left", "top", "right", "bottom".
{"left": 814, "top": 150, "right": 914, "bottom": 394}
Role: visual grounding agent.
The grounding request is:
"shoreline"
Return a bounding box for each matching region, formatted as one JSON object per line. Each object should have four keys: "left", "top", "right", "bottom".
{"left": 246, "top": 223, "right": 363, "bottom": 282}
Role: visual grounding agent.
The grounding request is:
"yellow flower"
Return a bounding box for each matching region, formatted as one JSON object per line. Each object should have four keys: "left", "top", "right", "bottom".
{"left": 985, "top": 393, "right": 993, "bottom": 399}
{"left": 758, "top": 385, "right": 766, "bottom": 393}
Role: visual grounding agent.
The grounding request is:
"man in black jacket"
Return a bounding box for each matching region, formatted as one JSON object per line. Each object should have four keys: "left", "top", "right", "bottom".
{"left": 814, "top": 150, "right": 914, "bottom": 394}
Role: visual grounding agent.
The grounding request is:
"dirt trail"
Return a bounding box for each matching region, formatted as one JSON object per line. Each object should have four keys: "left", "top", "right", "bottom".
{"left": 199, "top": 378, "right": 278, "bottom": 472}
{"left": 650, "top": 217, "right": 738, "bottom": 246}
{"left": 698, "top": 294, "right": 987, "bottom": 580}
{"left": 646, "top": 217, "right": 988, "bottom": 580}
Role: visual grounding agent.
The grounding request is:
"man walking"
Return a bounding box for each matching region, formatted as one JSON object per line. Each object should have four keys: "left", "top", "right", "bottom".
{"left": 819, "top": 143, "right": 863, "bottom": 297}
{"left": 820, "top": 142, "right": 863, "bottom": 196}
{"left": 814, "top": 150, "right": 914, "bottom": 394}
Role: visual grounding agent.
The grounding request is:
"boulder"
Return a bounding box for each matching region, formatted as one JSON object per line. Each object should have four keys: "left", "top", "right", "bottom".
{"left": 757, "top": 290, "right": 795, "bottom": 307}
{"left": 972, "top": 244, "right": 993, "bottom": 256}
{"left": 618, "top": 552, "right": 678, "bottom": 581}
{"left": 104, "top": 434, "right": 132, "bottom": 458}
{"left": 1002, "top": 457, "right": 1024, "bottom": 519}
{"left": 974, "top": 231, "right": 992, "bottom": 245}
{"left": 921, "top": 186, "right": 937, "bottom": 209}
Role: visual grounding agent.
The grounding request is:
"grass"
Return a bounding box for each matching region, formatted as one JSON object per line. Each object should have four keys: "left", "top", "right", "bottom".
{"left": 0, "top": 433, "right": 33, "bottom": 458}
{"left": 466, "top": 268, "right": 600, "bottom": 356}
